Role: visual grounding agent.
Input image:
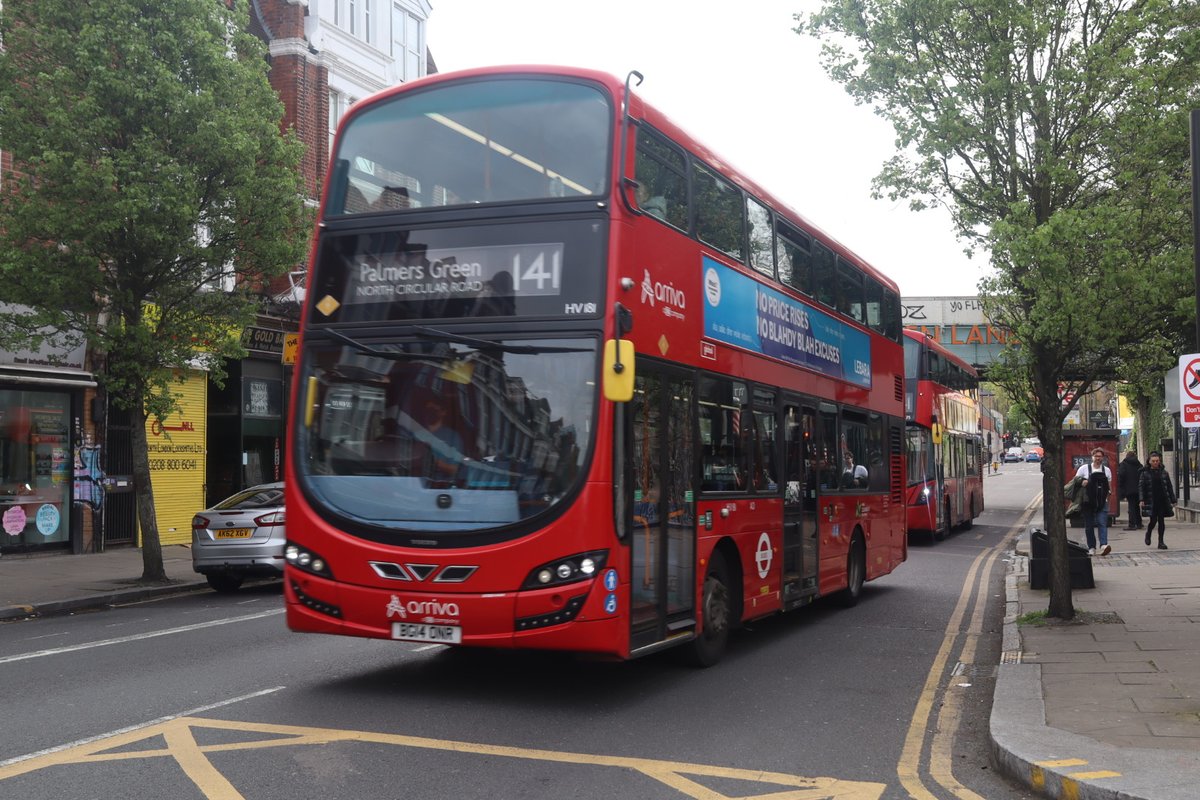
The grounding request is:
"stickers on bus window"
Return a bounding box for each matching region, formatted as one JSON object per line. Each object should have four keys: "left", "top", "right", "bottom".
{"left": 701, "top": 257, "right": 872, "bottom": 388}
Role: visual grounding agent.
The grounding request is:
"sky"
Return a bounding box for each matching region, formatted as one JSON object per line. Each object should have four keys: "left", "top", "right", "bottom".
{"left": 426, "top": 0, "right": 991, "bottom": 298}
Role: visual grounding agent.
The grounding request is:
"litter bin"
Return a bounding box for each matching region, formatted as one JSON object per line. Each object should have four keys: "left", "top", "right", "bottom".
{"left": 1028, "top": 527, "right": 1094, "bottom": 589}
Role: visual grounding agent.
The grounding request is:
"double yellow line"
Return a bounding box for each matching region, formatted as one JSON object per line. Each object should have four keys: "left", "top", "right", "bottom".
{"left": 897, "top": 493, "right": 1042, "bottom": 799}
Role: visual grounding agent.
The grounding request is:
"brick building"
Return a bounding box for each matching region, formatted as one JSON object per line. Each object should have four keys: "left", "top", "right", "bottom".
{"left": 0, "top": 0, "right": 435, "bottom": 556}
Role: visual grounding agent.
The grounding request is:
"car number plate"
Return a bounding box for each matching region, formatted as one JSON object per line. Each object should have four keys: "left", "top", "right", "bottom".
{"left": 214, "top": 528, "right": 253, "bottom": 539}
{"left": 391, "top": 622, "right": 462, "bottom": 644}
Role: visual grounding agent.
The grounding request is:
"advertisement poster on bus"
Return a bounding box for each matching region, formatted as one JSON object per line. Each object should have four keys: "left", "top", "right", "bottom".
{"left": 701, "top": 257, "right": 871, "bottom": 388}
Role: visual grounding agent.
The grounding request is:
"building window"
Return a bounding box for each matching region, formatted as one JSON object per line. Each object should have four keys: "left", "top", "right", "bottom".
{"left": 392, "top": 4, "right": 424, "bottom": 81}
{"left": 329, "top": 90, "right": 341, "bottom": 151}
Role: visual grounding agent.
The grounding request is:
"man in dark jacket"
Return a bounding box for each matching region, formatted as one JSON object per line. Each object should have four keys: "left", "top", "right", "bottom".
{"left": 1117, "top": 449, "right": 1143, "bottom": 530}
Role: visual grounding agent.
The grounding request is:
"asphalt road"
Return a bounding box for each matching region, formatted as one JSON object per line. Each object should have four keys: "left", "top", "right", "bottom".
{"left": 0, "top": 468, "right": 1047, "bottom": 800}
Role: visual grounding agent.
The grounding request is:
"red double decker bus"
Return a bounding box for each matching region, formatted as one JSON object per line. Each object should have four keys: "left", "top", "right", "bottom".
{"left": 284, "top": 65, "right": 907, "bottom": 665}
{"left": 902, "top": 330, "right": 984, "bottom": 540}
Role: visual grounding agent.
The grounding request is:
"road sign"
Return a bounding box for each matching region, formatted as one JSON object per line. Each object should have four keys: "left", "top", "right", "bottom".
{"left": 1179, "top": 353, "right": 1200, "bottom": 427}
{"left": 282, "top": 333, "right": 299, "bottom": 365}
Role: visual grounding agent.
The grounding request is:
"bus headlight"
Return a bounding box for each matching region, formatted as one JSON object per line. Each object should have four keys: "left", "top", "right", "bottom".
{"left": 286, "top": 542, "right": 334, "bottom": 578}
{"left": 522, "top": 550, "right": 608, "bottom": 589}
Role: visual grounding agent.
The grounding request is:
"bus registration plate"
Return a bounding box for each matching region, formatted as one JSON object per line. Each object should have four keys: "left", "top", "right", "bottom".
{"left": 391, "top": 622, "right": 462, "bottom": 644}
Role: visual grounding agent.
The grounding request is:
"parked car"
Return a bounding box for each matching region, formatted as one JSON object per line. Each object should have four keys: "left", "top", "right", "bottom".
{"left": 191, "top": 482, "right": 285, "bottom": 593}
{"left": 1004, "top": 447, "right": 1024, "bottom": 463}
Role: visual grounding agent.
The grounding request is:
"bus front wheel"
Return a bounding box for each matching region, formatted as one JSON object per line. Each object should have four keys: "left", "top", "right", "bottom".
{"left": 838, "top": 535, "right": 866, "bottom": 607}
{"left": 685, "top": 550, "right": 732, "bottom": 667}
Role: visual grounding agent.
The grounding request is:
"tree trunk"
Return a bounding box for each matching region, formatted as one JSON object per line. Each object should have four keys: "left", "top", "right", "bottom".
{"left": 131, "top": 391, "right": 166, "bottom": 583}
{"left": 1032, "top": 356, "right": 1074, "bottom": 620}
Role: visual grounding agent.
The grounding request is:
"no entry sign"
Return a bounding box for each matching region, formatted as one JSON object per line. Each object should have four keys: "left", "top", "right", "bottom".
{"left": 1180, "top": 354, "right": 1200, "bottom": 427}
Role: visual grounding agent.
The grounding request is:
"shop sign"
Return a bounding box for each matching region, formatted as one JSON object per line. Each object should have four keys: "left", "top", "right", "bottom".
{"left": 241, "top": 326, "right": 286, "bottom": 356}
{"left": 0, "top": 303, "right": 86, "bottom": 370}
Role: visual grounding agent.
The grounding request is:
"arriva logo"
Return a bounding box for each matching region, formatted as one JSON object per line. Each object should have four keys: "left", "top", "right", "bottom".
{"left": 409, "top": 599, "right": 461, "bottom": 617}
{"left": 386, "top": 596, "right": 461, "bottom": 619}
{"left": 640, "top": 269, "right": 686, "bottom": 319}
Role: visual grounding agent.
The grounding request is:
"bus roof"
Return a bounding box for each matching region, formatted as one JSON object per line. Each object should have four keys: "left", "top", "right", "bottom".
{"left": 343, "top": 64, "right": 901, "bottom": 297}
{"left": 903, "top": 328, "right": 979, "bottom": 379}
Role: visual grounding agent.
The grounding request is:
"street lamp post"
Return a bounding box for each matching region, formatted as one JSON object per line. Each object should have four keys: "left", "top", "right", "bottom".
{"left": 1191, "top": 109, "right": 1200, "bottom": 350}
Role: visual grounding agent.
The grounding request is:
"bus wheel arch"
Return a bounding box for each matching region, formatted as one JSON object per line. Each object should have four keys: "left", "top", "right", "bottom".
{"left": 683, "top": 539, "right": 741, "bottom": 667}
{"left": 838, "top": 528, "right": 866, "bottom": 607}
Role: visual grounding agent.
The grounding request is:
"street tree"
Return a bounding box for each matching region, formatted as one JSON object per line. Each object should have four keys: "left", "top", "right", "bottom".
{"left": 0, "top": 0, "right": 309, "bottom": 581}
{"left": 800, "top": 0, "right": 1200, "bottom": 618}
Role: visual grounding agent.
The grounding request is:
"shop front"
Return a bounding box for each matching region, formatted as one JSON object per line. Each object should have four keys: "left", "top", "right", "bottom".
{"left": 206, "top": 325, "right": 289, "bottom": 506}
{"left": 0, "top": 323, "right": 95, "bottom": 555}
{"left": 144, "top": 369, "right": 208, "bottom": 546}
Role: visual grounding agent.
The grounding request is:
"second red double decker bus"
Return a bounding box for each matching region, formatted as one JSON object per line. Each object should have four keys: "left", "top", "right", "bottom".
{"left": 284, "top": 65, "right": 907, "bottom": 665}
{"left": 903, "top": 330, "right": 984, "bottom": 540}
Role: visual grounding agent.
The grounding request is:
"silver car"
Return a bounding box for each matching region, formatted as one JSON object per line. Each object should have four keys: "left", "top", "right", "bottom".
{"left": 191, "top": 482, "right": 285, "bottom": 593}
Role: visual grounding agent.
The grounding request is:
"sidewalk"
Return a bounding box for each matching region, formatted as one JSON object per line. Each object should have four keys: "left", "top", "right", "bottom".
{"left": 0, "top": 544, "right": 208, "bottom": 621}
{"left": 1, "top": 520, "right": 1198, "bottom": 800}
{"left": 993, "top": 519, "right": 1200, "bottom": 800}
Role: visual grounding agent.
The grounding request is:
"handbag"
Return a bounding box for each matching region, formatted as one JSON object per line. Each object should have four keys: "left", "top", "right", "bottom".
{"left": 1163, "top": 505, "right": 1175, "bottom": 518}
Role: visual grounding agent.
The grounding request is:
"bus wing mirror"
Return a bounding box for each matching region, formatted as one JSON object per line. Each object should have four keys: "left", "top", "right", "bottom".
{"left": 603, "top": 339, "right": 635, "bottom": 402}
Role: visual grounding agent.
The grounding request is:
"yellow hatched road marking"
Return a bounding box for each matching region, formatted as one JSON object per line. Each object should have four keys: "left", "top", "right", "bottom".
{"left": 0, "top": 716, "right": 887, "bottom": 800}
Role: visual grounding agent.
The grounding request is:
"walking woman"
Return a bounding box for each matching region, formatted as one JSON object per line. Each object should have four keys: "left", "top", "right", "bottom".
{"left": 1139, "top": 451, "right": 1177, "bottom": 549}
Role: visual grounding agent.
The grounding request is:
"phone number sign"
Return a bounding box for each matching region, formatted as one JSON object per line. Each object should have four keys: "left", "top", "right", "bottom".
{"left": 1180, "top": 353, "right": 1200, "bottom": 428}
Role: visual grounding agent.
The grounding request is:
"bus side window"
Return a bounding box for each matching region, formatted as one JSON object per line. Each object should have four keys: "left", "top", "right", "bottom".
{"left": 867, "top": 413, "right": 888, "bottom": 492}
{"left": 754, "top": 408, "right": 778, "bottom": 492}
{"left": 635, "top": 127, "right": 688, "bottom": 230}
{"left": 693, "top": 161, "right": 744, "bottom": 261}
{"left": 841, "top": 410, "right": 870, "bottom": 490}
{"left": 837, "top": 257, "right": 864, "bottom": 323}
{"left": 816, "top": 403, "right": 839, "bottom": 490}
{"left": 812, "top": 241, "right": 838, "bottom": 310}
{"left": 746, "top": 198, "right": 773, "bottom": 279}
{"left": 864, "top": 277, "right": 885, "bottom": 334}
{"left": 777, "top": 224, "right": 811, "bottom": 296}
{"left": 883, "top": 288, "right": 902, "bottom": 341}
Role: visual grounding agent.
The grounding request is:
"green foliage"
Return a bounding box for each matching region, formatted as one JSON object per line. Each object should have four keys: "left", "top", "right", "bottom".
{"left": 0, "top": 0, "right": 309, "bottom": 421}
{"left": 801, "top": 0, "right": 1200, "bottom": 617}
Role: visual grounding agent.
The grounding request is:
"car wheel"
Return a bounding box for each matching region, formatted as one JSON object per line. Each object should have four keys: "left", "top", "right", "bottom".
{"left": 206, "top": 573, "right": 245, "bottom": 593}
{"left": 684, "top": 550, "right": 732, "bottom": 667}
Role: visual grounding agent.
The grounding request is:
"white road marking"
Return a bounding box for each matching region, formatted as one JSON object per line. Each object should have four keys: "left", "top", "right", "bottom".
{"left": 0, "top": 609, "right": 284, "bottom": 665}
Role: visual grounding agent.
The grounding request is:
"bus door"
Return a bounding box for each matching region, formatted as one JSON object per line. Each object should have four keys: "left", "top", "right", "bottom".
{"left": 948, "top": 436, "right": 964, "bottom": 525}
{"left": 628, "top": 363, "right": 697, "bottom": 653}
{"left": 782, "top": 399, "right": 820, "bottom": 608}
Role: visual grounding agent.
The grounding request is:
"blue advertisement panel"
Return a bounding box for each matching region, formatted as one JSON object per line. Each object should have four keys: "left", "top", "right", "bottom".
{"left": 701, "top": 257, "right": 872, "bottom": 388}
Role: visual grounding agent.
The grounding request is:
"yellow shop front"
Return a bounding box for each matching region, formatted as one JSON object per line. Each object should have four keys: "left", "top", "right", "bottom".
{"left": 142, "top": 370, "right": 207, "bottom": 546}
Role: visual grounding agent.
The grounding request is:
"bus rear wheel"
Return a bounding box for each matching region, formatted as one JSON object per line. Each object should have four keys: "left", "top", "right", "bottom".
{"left": 685, "top": 550, "right": 731, "bottom": 667}
{"left": 934, "top": 499, "right": 951, "bottom": 541}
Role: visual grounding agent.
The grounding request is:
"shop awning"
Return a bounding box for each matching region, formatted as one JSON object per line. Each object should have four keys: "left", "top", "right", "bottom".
{"left": 0, "top": 365, "right": 97, "bottom": 388}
